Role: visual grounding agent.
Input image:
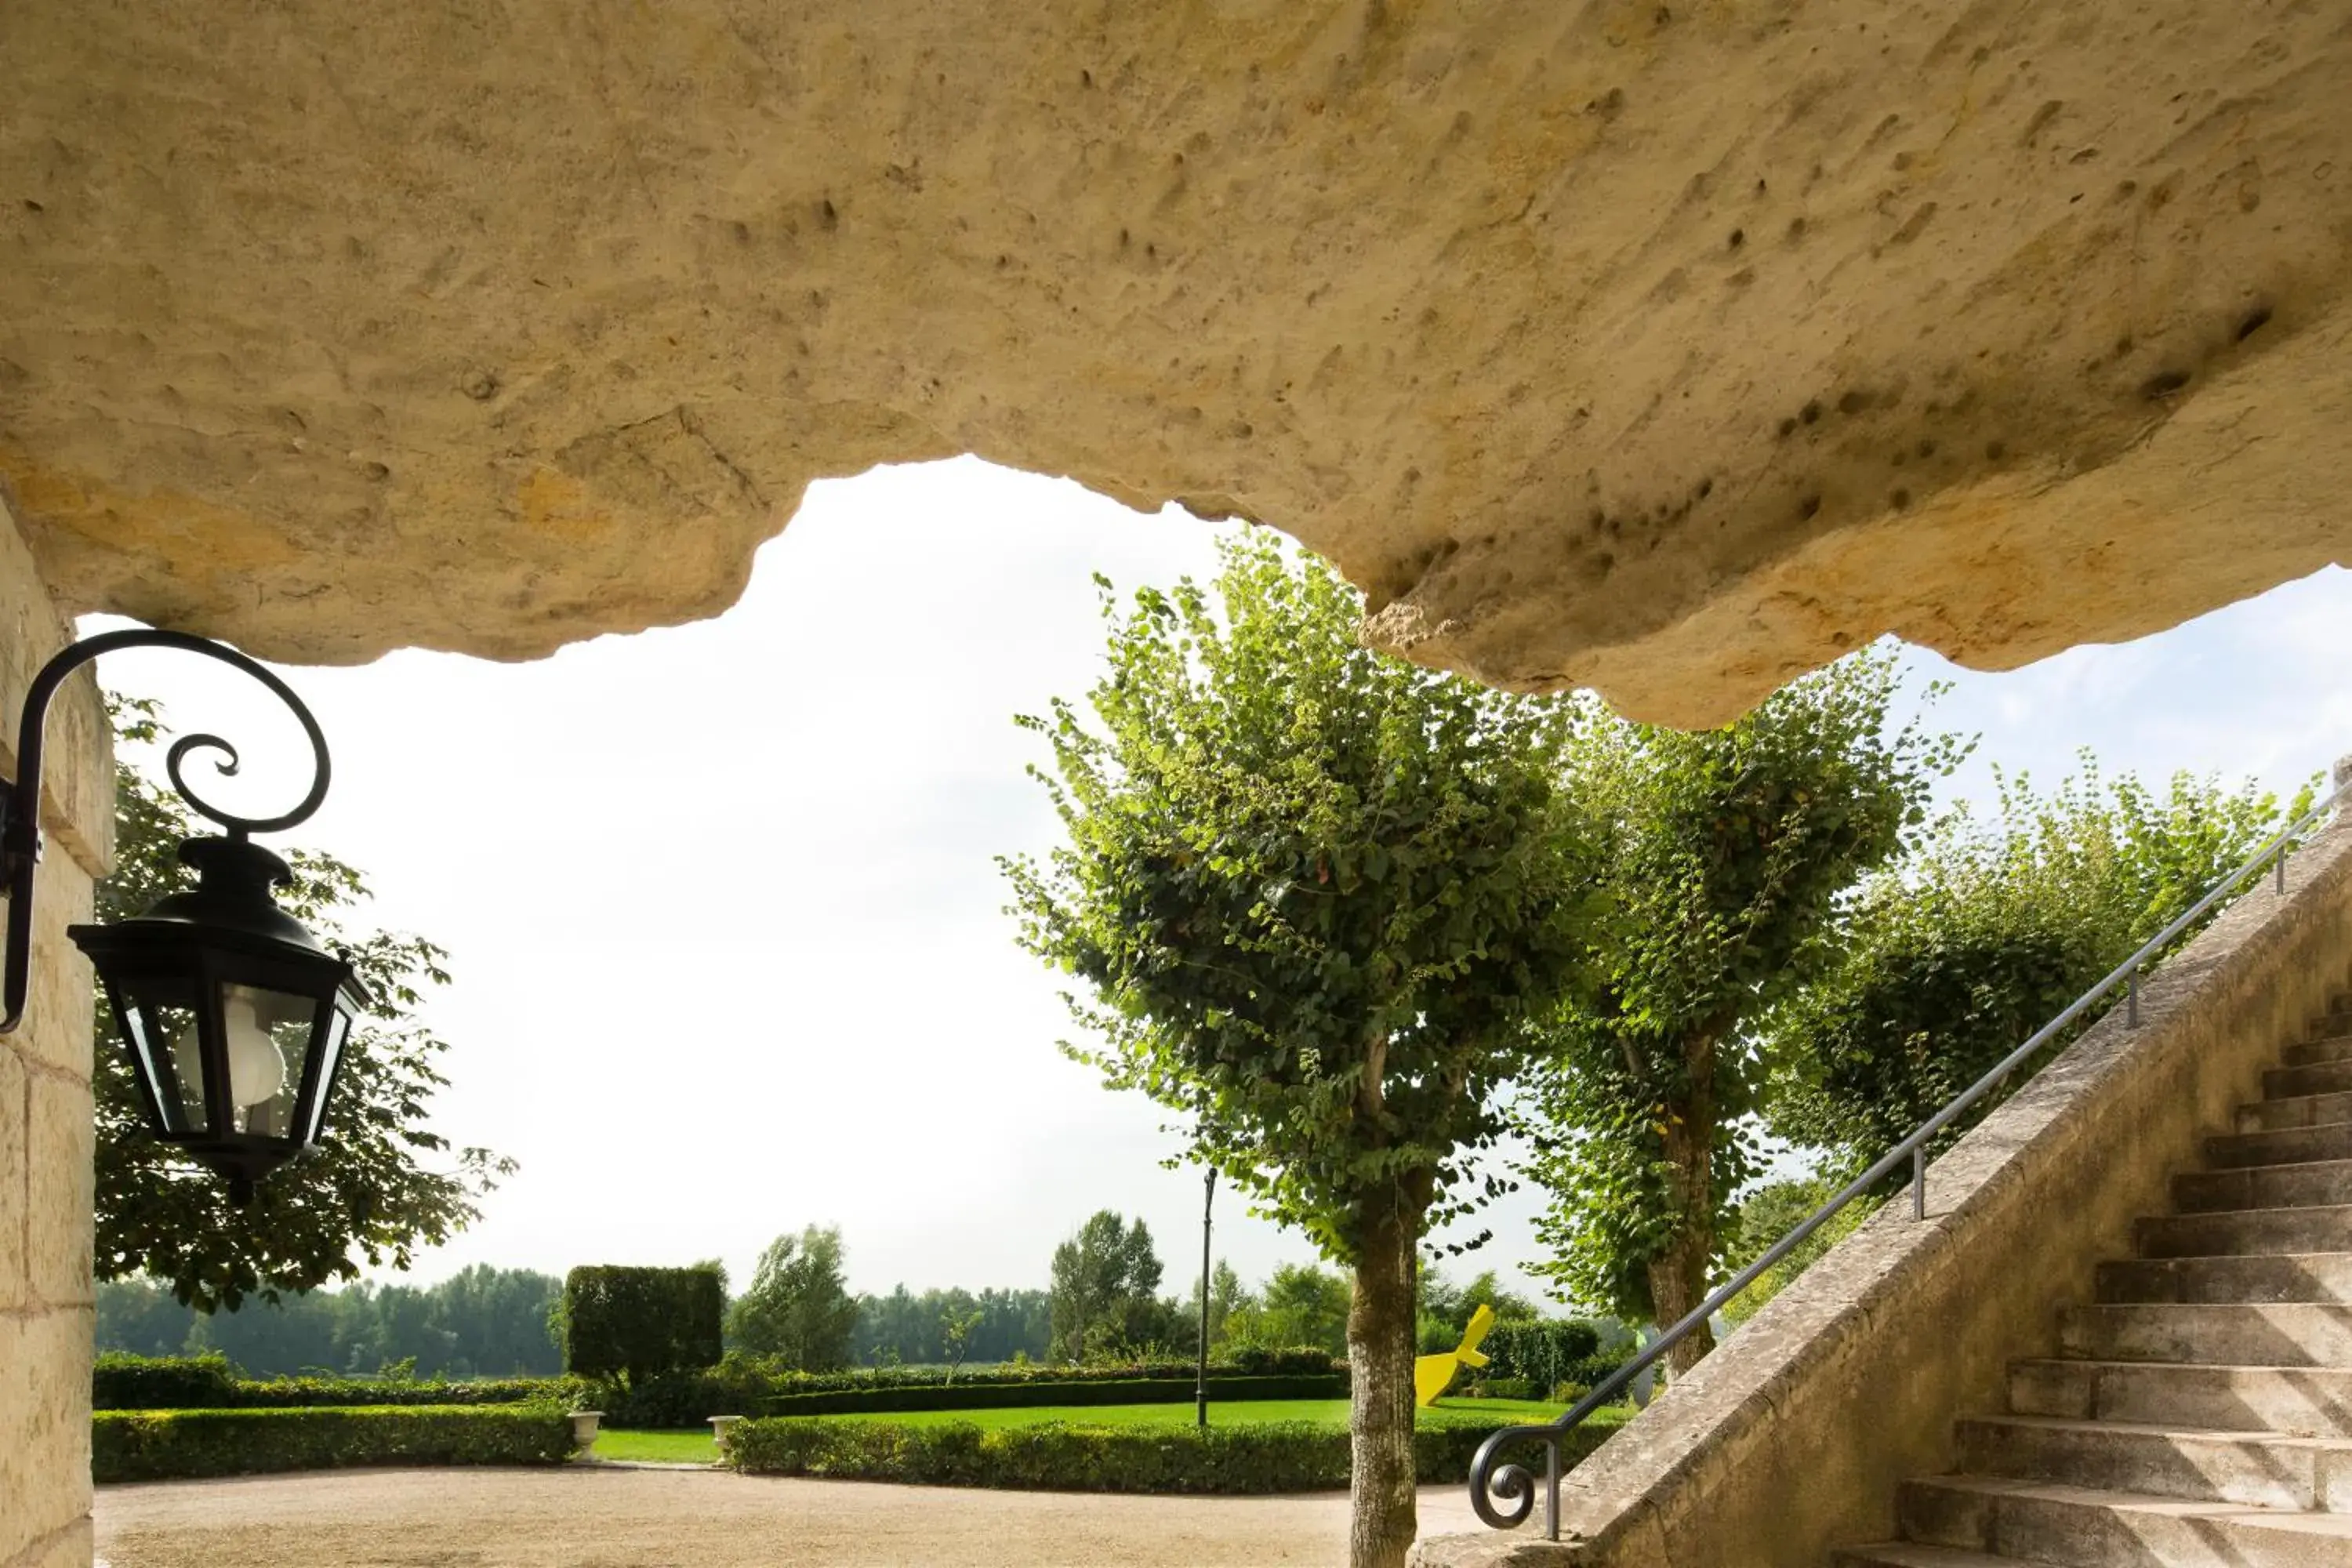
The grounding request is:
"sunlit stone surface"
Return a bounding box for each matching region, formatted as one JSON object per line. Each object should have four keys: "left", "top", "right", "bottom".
{"left": 2, "top": 1, "right": 2347, "bottom": 720}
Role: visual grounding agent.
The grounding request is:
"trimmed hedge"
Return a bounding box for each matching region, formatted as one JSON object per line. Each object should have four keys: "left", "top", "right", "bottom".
{"left": 93, "top": 1353, "right": 579, "bottom": 1412}
{"left": 92, "top": 1349, "right": 1349, "bottom": 1427}
{"left": 563, "top": 1265, "right": 725, "bottom": 1382}
{"left": 93, "top": 1403, "right": 575, "bottom": 1483}
{"left": 601, "top": 1350, "right": 1346, "bottom": 1429}
{"left": 93, "top": 1352, "right": 238, "bottom": 1411}
{"left": 760, "top": 1374, "right": 1345, "bottom": 1417}
{"left": 729, "top": 1412, "right": 1622, "bottom": 1494}
{"left": 1480, "top": 1321, "right": 1604, "bottom": 1387}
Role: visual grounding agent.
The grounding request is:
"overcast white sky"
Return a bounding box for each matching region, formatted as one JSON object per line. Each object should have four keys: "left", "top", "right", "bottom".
{"left": 83, "top": 457, "right": 2352, "bottom": 1307}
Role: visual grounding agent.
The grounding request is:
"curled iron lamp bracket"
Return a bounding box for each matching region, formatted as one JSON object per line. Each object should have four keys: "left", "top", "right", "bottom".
{"left": 0, "top": 628, "right": 332, "bottom": 1034}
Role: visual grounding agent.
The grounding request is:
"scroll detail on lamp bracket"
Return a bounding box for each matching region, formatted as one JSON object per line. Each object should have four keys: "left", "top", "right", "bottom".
{"left": 0, "top": 629, "right": 369, "bottom": 1204}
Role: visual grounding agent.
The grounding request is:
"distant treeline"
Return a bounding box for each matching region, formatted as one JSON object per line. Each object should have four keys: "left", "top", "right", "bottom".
{"left": 853, "top": 1285, "right": 1052, "bottom": 1366}
{"left": 96, "top": 1235, "right": 1556, "bottom": 1381}
{"left": 97, "top": 1269, "right": 1055, "bottom": 1378}
{"left": 98, "top": 1265, "right": 568, "bottom": 1379}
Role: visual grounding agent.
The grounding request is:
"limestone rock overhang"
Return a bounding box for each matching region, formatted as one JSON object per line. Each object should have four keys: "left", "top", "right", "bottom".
{"left": 1, "top": 0, "right": 2346, "bottom": 724}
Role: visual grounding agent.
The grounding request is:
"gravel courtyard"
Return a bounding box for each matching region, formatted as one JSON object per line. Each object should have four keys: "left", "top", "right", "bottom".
{"left": 95, "top": 1468, "right": 1494, "bottom": 1566}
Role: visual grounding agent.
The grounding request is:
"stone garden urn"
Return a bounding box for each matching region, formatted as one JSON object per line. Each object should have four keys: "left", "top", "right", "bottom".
{"left": 708, "top": 1414, "right": 742, "bottom": 1454}
{"left": 568, "top": 1410, "right": 603, "bottom": 1459}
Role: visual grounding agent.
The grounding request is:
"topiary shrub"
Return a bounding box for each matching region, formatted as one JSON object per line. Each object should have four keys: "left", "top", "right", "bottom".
{"left": 561, "top": 1265, "right": 724, "bottom": 1383}
{"left": 93, "top": 1352, "right": 240, "bottom": 1411}
{"left": 92, "top": 1403, "right": 575, "bottom": 1483}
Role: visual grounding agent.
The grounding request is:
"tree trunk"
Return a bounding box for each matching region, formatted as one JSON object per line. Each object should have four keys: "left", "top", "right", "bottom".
{"left": 1647, "top": 1033, "right": 1718, "bottom": 1377}
{"left": 1348, "top": 1189, "right": 1421, "bottom": 1568}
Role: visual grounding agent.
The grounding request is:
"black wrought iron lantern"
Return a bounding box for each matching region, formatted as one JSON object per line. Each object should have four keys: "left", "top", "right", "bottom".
{"left": 0, "top": 629, "right": 367, "bottom": 1203}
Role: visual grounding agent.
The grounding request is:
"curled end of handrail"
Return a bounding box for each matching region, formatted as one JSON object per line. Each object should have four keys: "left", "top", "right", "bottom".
{"left": 1469, "top": 1426, "right": 1549, "bottom": 1530}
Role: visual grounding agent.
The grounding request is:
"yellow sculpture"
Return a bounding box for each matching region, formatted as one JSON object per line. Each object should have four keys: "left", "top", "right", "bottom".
{"left": 1413, "top": 1302, "right": 1496, "bottom": 1407}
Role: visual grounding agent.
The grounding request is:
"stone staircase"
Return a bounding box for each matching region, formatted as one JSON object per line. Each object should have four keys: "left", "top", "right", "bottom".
{"left": 1838, "top": 996, "right": 2352, "bottom": 1566}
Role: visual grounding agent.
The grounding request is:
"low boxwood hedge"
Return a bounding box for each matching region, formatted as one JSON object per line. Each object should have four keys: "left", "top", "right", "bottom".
{"left": 758, "top": 1373, "right": 1346, "bottom": 1417}
{"left": 93, "top": 1353, "right": 579, "bottom": 1413}
{"left": 603, "top": 1350, "right": 1345, "bottom": 1428}
{"left": 728, "top": 1412, "right": 1621, "bottom": 1494}
{"left": 93, "top": 1403, "right": 577, "bottom": 1483}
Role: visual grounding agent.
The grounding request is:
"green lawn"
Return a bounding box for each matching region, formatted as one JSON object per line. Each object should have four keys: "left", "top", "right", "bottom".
{"left": 594, "top": 1428, "right": 728, "bottom": 1463}
{"left": 593, "top": 1396, "right": 1579, "bottom": 1465}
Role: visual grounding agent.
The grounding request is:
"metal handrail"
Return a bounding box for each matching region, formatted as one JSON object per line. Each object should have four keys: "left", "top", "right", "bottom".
{"left": 1468, "top": 771, "right": 2349, "bottom": 1539}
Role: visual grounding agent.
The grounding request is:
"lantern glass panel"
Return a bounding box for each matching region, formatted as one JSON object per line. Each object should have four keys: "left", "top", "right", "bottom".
{"left": 304, "top": 1006, "right": 353, "bottom": 1143}
{"left": 217, "top": 982, "right": 315, "bottom": 1139}
{"left": 112, "top": 975, "right": 207, "bottom": 1136}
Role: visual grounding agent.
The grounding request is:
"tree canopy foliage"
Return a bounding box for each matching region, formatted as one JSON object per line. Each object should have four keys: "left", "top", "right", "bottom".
{"left": 1218, "top": 1261, "right": 1352, "bottom": 1356}
{"left": 1514, "top": 652, "right": 1960, "bottom": 1367}
{"left": 1047, "top": 1210, "right": 1175, "bottom": 1362}
{"left": 1004, "top": 535, "right": 1596, "bottom": 1567}
{"left": 1763, "top": 762, "right": 2310, "bottom": 1175}
{"left": 727, "top": 1225, "right": 861, "bottom": 1371}
{"left": 95, "top": 700, "right": 510, "bottom": 1310}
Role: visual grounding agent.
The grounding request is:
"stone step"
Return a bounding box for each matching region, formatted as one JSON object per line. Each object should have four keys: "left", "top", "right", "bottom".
{"left": 1833, "top": 1545, "right": 2011, "bottom": 1568}
{"left": 2099, "top": 1253, "right": 2352, "bottom": 1305}
{"left": 1955, "top": 1414, "right": 2352, "bottom": 1509}
{"left": 2285, "top": 1033, "right": 2352, "bottom": 1069}
{"left": 2060, "top": 1303, "right": 2352, "bottom": 1366}
{"left": 2210, "top": 1123, "right": 2352, "bottom": 1171}
{"left": 2176, "top": 1160, "right": 2352, "bottom": 1214}
{"left": 2010, "top": 1359, "right": 2352, "bottom": 1436}
{"left": 1896, "top": 1475, "right": 2352, "bottom": 1567}
{"left": 2269, "top": 1061, "right": 2352, "bottom": 1100}
{"left": 2243, "top": 1092, "right": 2352, "bottom": 1134}
{"left": 2139, "top": 1206, "right": 2352, "bottom": 1259}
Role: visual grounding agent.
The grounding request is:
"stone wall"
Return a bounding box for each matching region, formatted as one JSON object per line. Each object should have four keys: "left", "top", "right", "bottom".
{"left": 0, "top": 494, "right": 111, "bottom": 1568}
{"left": 1417, "top": 771, "right": 2352, "bottom": 1568}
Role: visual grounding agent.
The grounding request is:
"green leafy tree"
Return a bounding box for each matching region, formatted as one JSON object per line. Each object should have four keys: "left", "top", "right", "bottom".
{"left": 1715, "top": 1176, "right": 1875, "bottom": 1328}
{"left": 96, "top": 700, "right": 511, "bottom": 1310}
{"left": 939, "top": 1307, "right": 985, "bottom": 1384}
{"left": 94, "top": 1276, "right": 198, "bottom": 1357}
{"left": 1004, "top": 536, "right": 1594, "bottom": 1568}
{"left": 1047, "top": 1210, "right": 1171, "bottom": 1361}
{"left": 1518, "top": 652, "right": 1959, "bottom": 1370}
{"left": 1197, "top": 1260, "right": 1251, "bottom": 1353}
{"left": 1764, "top": 763, "right": 2307, "bottom": 1175}
{"left": 727, "top": 1225, "right": 860, "bottom": 1371}
{"left": 1224, "top": 1261, "right": 1352, "bottom": 1355}
{"left": 1416, "top": 1261, "right": 1538, "bottom": 1352}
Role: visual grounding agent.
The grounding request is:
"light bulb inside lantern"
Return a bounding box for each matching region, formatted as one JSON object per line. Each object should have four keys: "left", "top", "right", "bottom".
{"left": 172, "top": 991, "right": 287, "bottom": 1109}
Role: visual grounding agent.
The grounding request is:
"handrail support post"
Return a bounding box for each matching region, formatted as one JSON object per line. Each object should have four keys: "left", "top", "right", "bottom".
{"left": 2127, "top": 970, "right": 2140, "bottom": 1029}
{"left": 1547, "top": 1436, "right": 1563, "bottom": 1541}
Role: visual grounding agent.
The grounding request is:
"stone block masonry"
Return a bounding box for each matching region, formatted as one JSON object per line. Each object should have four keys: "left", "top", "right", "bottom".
{"left": 0, "top": 492, "right": 112, "bottom": 1568}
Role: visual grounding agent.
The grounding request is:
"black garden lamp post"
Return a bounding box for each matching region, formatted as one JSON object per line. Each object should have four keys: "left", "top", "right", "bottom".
{"left": 0, "top": 629, "right": 368, "bottom": 1203}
